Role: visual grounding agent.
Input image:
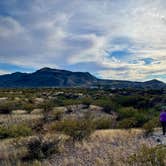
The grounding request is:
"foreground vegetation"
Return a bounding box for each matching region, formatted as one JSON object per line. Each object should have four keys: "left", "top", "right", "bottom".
{"left": 0, "top": 88, "right": 166, "bottom": 165}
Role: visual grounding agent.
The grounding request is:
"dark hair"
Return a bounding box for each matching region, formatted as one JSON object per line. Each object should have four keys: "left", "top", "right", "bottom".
{"left": 161, "top": 107, "right": 166, "bottom": 112}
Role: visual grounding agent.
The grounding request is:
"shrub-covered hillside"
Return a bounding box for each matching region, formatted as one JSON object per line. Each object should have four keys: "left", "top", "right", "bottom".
{"left": 0, "top": 88, "right": 166, "bottom": 165}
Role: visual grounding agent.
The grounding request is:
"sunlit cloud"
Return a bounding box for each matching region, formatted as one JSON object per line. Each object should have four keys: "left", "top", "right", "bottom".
{"left": 0, "top": 0, "right": 166, "bottom": 82}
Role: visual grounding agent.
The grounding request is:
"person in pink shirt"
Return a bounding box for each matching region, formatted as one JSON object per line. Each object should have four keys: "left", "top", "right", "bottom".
{"left": 160, "top": 108, "right": 166, "bottom": 135}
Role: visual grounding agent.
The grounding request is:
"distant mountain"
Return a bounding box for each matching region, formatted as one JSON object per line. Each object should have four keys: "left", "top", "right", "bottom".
{"left": 0, "top": 67, "right": 97, "bottom": 88}
{"left": 0, "top": 67, "right": 165, "bottom": 89}
{"left": 97, "top": 78, "right": 166, "bottom": 89}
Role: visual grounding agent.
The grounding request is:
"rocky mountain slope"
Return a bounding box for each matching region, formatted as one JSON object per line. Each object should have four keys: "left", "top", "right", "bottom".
{"left": 0, "top": 67, "right": 165, "bottom": 89}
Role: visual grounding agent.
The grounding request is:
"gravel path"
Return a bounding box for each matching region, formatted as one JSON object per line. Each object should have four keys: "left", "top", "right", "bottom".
{"left": 48, "top": 129, "right": 157, "bottom": 166}
{"left": 151, "top": 128, "right": 166, "bottom": 145}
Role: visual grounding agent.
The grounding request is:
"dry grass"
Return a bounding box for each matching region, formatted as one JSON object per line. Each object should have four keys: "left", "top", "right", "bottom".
{"left": 0, "top": 114, "right": 43, "bottom": 127}
{"left": 0, "top": 133, "right": 68, "bottom": 166}
{"left": 49, "top": 129, "right": 157, "bottom": 166}
{"left": 0, "top": 128, "right": 160, "bottom": 166}
{"left": 0, "top": 112, "right": 160, "bottom": 166}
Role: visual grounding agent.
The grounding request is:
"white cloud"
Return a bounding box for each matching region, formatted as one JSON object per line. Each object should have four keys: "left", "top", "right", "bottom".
{"left": 0, "top": 0, "right": 166, "bottom": 81}
{"left": 0, "top": 16, "right": 24, "bottom": 38}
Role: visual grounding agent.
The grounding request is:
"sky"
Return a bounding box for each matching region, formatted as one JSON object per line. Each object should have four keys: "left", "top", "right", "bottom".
{"left": 0, "top": 0, "right": 166, "bottom": 82}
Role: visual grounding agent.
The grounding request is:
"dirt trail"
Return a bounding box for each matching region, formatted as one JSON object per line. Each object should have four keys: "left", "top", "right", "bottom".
{"left": 151, "top": 128, "right": 166, "bottom": 145}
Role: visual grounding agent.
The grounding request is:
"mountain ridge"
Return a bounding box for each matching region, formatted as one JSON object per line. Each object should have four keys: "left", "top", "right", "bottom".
{"left": 0, "top": 67, "right": 165, "bottom": 89}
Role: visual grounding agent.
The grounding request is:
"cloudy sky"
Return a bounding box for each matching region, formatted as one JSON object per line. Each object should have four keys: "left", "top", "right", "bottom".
{"left": 0, "top": 0, "right": 166, "bottom": 82}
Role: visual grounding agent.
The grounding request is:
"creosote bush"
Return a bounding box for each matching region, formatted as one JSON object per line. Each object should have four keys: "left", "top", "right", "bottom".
{"left": 0, "top": 124, "right": 32, "bottom": 139}
{"left": 25, "top": 136, "right": 61, "bottom": 160}
{"left": 0, "top": 101, "right": 16, "bottom": 114}
{"left": 127, "top": 145, "right": 166, "bottom": 166}
{"left": 52, "top": 110, "right": 64, "bottom": 121}
{"left": 117, "top": 107, "right": 152, "bottom": 128}
{"left": 117, "top": 117, "right": 137, "bottom": 129}
{"left": 52, "top": 119, "right": 95, "bottom": 141}
{"left": 39, "top": 100, "right": 54, "bottom": 122}
{"left": 143, "top": 117, "right": 160, "bottom": 136}
{"left": 93, "top": 117, "right": 113, "bottom": 129}
{"left": 93, "top": 99, "right": 117, "bottom": 114}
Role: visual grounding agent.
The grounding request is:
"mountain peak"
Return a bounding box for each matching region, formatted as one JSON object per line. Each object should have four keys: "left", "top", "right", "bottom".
{"left": 145, "top": 79, "right": 164, "bottom": 84}
{"left": 36, "top": 67, "right": 53, "bottom": 72}
{"left": 0, "top": 67, "right": 165, "bottom": 88}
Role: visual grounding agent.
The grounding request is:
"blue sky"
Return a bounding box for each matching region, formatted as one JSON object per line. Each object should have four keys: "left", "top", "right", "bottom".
{"left": 0, "top": 0, "right": 166, "bottom": 82}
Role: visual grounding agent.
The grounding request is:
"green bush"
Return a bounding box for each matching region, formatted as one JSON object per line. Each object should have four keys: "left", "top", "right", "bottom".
{"left": 117, "top": 107, "right": 137, "bottom": 119}
{"left": 39, "top": 100, "right": 54, "bottom": 122}
{"left": 26, "top": 136, "right": 60, "bottom": 160}
{"left": 61, "top": 99, "right": 81, "bottom": 106}
{"left": 52, "top": 110, "right": 64, "bottom": 121}
{"left": 94, "top": 99, "right": 117, "bottom": 114}
{"left": 143, "top": 117, "right": 160, "bottom": 136}
{"left": 117, "top": 117, "right": 137, "bottom": 129}
{"left": 81, "top": 97, "right": 93, "bottom": 108}
{"left": 0, "top": 126, "right": 9, "bottom": 139}
{"left": 133, "top": 113, "right": 149, "bottom": 127}
{"left": 117, "top": 107, "right": 151, "bottom": 128}
{"left": 21, "top": 103, "right": 34, "bottom": 113}
{"left": 0, "top": 101, "right": 16, "bottom": 114}
{"left": 0, "top": 124, "right": 32, "bottom": 139}
{"left": 93, "top": 117, "right": 113, "bottom": 129}
{"left": 127, "top": 145, "right": 166, "bottom": 166}
{"left": 116, "top": 95, "right": 149, "bottom": 109}
{"left": 52, "top": 119, "right": 95, "bottom": 141}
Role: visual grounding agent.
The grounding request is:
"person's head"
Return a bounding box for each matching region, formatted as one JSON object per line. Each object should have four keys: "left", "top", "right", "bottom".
{"left": 161, "top": 106, "right": 166, "bottom": 112}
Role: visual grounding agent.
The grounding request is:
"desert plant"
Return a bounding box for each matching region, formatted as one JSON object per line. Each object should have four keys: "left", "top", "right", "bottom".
{"left": 53, "top": 119, "right": 95, "bottom": 141}
{"left": 0, "top": 124, "right": 32, "bottom": 139}
{"left": 81, "top": 97, "right": 92, "bottom": 108}
{"left": 127, "top": 145, "right": 166, "bottom": 166}
{"left": 117, "top": 107, "right": 137, "bottom": 120}
{"left": 52, "top": 110, "right": 64, "bottom": 121}
{"left": 143, "top": 117, "right": 160, "bottom": 136}
{"left": 94, "top": 98, "right": 117, "bottom": 114}
{"left": 93, "top": 117, "right": 113, "bottom": 129}
{"left": 0, "top": 101, "right": 16, "bottom": 114}
{"left": 117, "top": 117, "right": 137, "bottom": 129}
{"left": 21, "top": 103, "right": 34, "bottom": 113}
{"left": 39, "top": 100, "right": 54, "bottom": 122}
{"left": 26, "top": 136, "right": 61, "bottom": 160}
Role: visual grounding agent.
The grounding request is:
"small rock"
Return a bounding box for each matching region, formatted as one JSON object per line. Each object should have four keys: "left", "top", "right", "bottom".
{"left": 31, "top": 108, "right": 43, "bottom": 114}
{"left": 12, "top": 110, "right": 28, "bottom": 114}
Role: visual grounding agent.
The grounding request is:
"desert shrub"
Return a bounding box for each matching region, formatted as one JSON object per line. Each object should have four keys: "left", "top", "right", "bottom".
{"left": 52, "top": 110, "right": 64, "bottom": 121}
{"left": 10, "top": 124, "right": 32, "bottom": 138}
{"left": 0, "top": 126, "right": 9, "bottom": 139}
{"left": 21, "top": 103, "right": 34, "bottom": 113}
{"left": 26, "top": 136, "right": 61, "bottom": 160}
{"left": 143, "top": 117, "right": 160, "bottom": 136}
{"left": 117, "top": 107, "right": 137, "bottom": 120}
{"left": 39, "top": 100, "right": 54, "bottom": 122}
{"left": 81, "top": 97, "right": 93, "bottom": 108}
{"left": 61, "top": 99, "right": 81, "bottom": 106}
{"left": 133, "top": 113, "right": 149, "bottom": 127}
{"left": 93, "top": 117, "right": 113, "bottom": 129}
{"left": 0, "top": 124, "right": 32, "bottom": 139}
{"left": 52, "top": 119, "right": 95, "bottom": 141}
{"left": 117, "top": 117, "right": 137, "bottom": 129}
{"left": 0, "top": 101, "right": 16, "bottom": 114}
{"left": 116, "top": 95, "right": 149, "bottom": 109}
{"left": 117, "top": 107, "right": 151, "bottom": 128}
{"left": 41, "top": 100, "right": 54, "bottom": 111}
{"left": 94, "top": 99, "right": 117, "bottom": 114}
{"left": 127, "top": 145, "right": 166, "bottom": 166}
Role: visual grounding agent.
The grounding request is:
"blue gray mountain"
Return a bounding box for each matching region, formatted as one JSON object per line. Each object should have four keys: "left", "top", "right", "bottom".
{"left": 0, "top": 67, "right": 165, "bottom": 89}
